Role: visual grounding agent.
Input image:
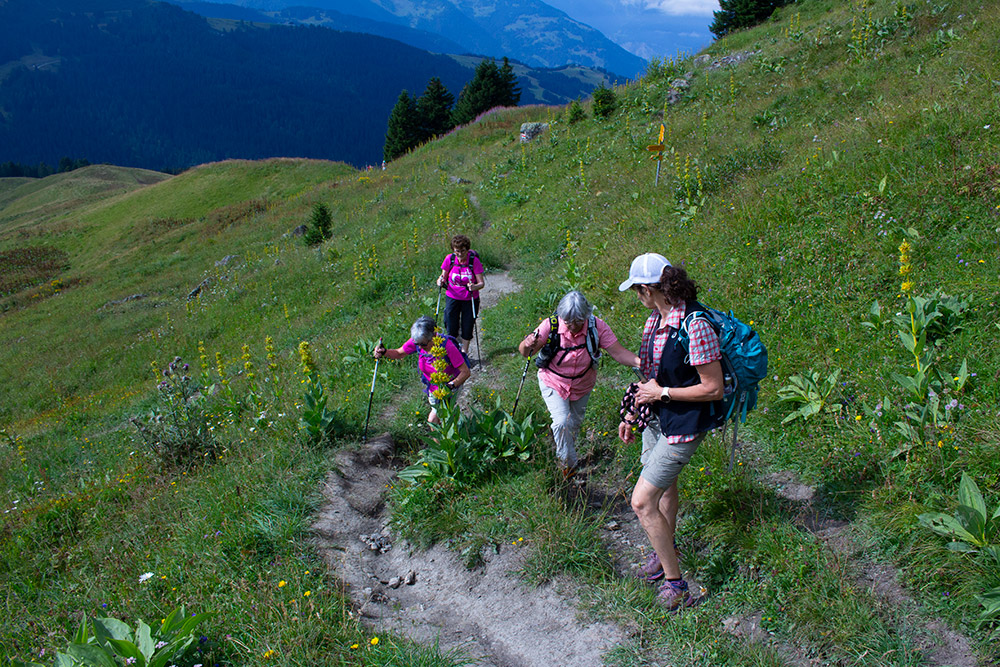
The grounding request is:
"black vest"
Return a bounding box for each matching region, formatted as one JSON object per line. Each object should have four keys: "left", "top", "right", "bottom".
{"left": 649, "top": 301, "right": 726, "bottom": 436}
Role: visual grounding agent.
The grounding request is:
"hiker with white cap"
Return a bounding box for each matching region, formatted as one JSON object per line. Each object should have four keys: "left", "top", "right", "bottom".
{"left": 518, "top": 290, "right": 639, "bottom": 480}
{"left": 617, "top": 253, "right": 725, "bottom": 610}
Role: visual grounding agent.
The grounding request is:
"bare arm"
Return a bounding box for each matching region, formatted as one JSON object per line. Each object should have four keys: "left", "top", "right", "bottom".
{"left": 469, "top": 272, "right": 485, "bottom": 292}
{"left": 635, "top": 360, "right": 724, "bottom": 404}
{"left": 374, "top": 343, "right": 408, "bottom": 361}
{"left": 604, "top": 341, "right": 640, "bottom": 368}
{"left": 450, "top": 363, "right": 471, "bottom": 387}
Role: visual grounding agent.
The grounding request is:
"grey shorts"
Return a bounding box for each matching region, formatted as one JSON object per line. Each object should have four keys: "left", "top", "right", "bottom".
{"left": 640, "top": 418, "right": 706, "bottom": 490}
{"left": 428, "top": 383, "right": 464, "bottom": 408}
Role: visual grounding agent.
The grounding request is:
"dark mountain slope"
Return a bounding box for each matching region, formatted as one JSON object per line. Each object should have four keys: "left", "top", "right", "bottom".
{"left": 0, "top": 0, "right": 468, "bottom": 170}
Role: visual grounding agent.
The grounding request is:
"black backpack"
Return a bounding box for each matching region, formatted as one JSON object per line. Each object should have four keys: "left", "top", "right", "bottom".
{"left": 534, "top": 315, "right": 601, "bottom": 379}
{"left": 445, "top": 249, "right": 479, "bottom": 272}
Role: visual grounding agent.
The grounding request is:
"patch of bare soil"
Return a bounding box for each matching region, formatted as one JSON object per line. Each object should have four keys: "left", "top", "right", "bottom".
{"left": 315, "top": 272, "right": 627, "bottom": 666}
{"left": 312, "top": 435, "right": 624, "bottom": 666}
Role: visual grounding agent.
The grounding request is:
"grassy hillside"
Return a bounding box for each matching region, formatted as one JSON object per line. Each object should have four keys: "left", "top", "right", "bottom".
{"left": 2, "top": 0, "right": 999, "bottom": 664}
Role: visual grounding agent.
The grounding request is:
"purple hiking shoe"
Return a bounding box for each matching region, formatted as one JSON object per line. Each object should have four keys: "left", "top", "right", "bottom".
{"left": 657, "top": 578, "right": 693, "bottom": 611}
{"left": 638, "top": 551, "right": 664, "bottom": 583}
{"left": 637, "top": 541, "right": 681, "bottom": 583}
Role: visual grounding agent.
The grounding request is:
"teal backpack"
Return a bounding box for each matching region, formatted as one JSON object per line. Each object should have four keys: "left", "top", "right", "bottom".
{"left": 679, "top": 308, "right": 768, "bottom": 470}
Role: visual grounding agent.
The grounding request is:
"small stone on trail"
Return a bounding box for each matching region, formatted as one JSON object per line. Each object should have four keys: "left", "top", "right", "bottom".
{"left": 404, "top": 570, "right": 416, "bottom": 585}
{"left": 605, "top": 520, "right": 620, "bottom": 531}
{"left": 388, "top": 577, "right": 401, "bottom": 589}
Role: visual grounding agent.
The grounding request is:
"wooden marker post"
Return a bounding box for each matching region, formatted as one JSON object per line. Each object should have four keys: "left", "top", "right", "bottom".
{"left": 647, "top": 123, "right": 666, "bottom": 186}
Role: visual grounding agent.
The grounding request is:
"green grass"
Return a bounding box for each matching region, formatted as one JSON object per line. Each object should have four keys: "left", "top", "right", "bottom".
{"left": 2, "top": 0, "right": 1000, "bottom": 663}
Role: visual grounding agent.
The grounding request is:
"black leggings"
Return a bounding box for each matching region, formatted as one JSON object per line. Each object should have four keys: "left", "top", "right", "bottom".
{"left": 444, "top": 296, "right": 479, "bottom": 341}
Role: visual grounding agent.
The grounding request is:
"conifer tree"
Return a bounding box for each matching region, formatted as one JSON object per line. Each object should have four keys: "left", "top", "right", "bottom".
{"left": 383, "top": 90, "right": 420, "bottom": 162}
{"left": 451, "top": 58, "right": 521, "bottom": 126}
{"left": 416, "top": 77, "right": 456, "bottom": 142}
{"left": 304, "top": 202, "right": 333, "bottom": 246}
{"left": 497, "top": 57, "right": 522, "bottom": 107}
{"left": 710, "top": 0, "right": 792, "bottom": 38}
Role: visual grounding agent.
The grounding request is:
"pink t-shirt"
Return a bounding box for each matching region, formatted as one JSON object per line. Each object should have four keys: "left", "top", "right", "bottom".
{"left": 528, "top": 316, "right": 618, "bottom": 401}
{"left": 401, "top": 336, "right": 466, "bottom": 393}
{"left": 441, "top": 253, "right": 485, "bottom": 301}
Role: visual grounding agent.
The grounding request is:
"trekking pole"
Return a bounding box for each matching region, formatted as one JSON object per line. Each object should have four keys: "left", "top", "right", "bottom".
{"left": 435, "top": 285, "right": 442, "bottom": 319}
{"left": 363, "top": 337, "right": 383, "bottom": 443}
{"left": 512, "top": 332, "right": 538, "bottom": 416}
{"left": 471, "top": 296, "right": 482, "bottom": 368}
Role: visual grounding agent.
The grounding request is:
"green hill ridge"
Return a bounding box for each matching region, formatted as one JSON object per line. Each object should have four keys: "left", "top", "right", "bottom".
{"left": 1, "top": 0, "right": 998, "bottom": 664}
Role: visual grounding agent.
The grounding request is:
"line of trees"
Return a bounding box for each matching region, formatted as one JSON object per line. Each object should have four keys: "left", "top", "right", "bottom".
{"left": 0, "top": 158, "right": 91, "bottom": 178}
{"left": 710, "top": 0, "right": 794, "bottom": 38}
{"left": 384, "top": 57, "right": 521, "bottom": 162}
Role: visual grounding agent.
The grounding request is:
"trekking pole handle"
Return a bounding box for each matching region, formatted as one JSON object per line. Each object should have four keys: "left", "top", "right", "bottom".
{"left": 632, "top": 366, "right": 647, "bottom": 383}
{"left": 370, "top": 337, "right": 383, "bottom": 391}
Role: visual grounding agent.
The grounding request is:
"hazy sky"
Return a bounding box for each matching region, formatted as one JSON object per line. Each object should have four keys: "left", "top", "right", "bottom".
{"left": 542, "top": 0, "right": 719, "bottom": 62}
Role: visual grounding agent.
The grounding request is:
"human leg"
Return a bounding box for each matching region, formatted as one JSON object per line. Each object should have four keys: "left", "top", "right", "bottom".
{"left": 631, "top": 476, "right": 679, "bottom": 578}
{"left": 633, "top": 423, "right": 704, "bottom": 594}
{"left": 443, "top": 297, "right": 461, "bottom": 340}
{"left": 458, "top": 300, "right": 474, "bottom": 353}
{"left": 538, "top": 380, "right": 588, "bottom": 470}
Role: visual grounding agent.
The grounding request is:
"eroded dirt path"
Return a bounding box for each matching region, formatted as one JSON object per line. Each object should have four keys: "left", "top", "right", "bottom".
{"left": 312, "top": 272, "right": 627, "bottom": 666}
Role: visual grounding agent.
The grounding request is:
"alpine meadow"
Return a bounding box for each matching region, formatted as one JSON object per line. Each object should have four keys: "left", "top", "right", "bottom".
{"left": 1, "top": 0, "right": 999, "bottom": 665}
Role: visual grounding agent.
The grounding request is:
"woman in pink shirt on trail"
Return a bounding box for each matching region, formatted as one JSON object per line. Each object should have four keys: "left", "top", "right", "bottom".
{"left": 436, "top": 234, "right": 485, "bottom": 356}
{"left": 518, "top": 290, "right": 639, "bottom": 478}
{"left": 374, "top": 315, "right": 471, "bottom": 425}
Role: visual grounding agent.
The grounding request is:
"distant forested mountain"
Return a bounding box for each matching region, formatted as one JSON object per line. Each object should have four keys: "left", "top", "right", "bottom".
{"left": 172, "top": 0, "right": 647, "bottom": 79}
{"left": 173, "top": 1, "right": 469, "bottom": 54}
{"left": 0, "top": 0, "right": 610, "bottom": 171}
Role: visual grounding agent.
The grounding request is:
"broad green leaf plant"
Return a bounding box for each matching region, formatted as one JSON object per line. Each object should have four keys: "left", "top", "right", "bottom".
{"left": 861, "top": 234, "right": 971, "bottom": 459}
{"left": 776, "top": 368, "right": 843, "bottom": 424}
{"left": 918, "top": 473, "right": 1000, "bottom": 626}
{"left": 13, "top": 606, "right": 213, "bottom": 667}
{"left": 397, "top": 400, "right": 535, "bottom": 487}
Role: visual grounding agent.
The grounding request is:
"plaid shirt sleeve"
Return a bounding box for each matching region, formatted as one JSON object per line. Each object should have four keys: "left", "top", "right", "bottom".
{"left": 686, "top": 317, "right": 721, "bottom": 366}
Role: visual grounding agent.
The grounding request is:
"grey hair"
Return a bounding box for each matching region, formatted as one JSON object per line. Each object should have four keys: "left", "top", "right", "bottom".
{"left": 410, "top": 315, "right": 437, "bottom": 345}
{"left": 556, "top": 290, "right": 592, "bottom": 322}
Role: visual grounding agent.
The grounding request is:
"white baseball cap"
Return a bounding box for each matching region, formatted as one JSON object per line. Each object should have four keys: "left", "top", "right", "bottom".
{"left": 618, "top": 253, "right": 671, "bottom": 291}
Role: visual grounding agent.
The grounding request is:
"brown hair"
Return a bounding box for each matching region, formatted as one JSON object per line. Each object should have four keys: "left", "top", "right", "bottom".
{"left": 651, "top": 266, "right": 697, "bottom": 304}
{"left": 451, "top": 234, "right": 471, "bottom": 251}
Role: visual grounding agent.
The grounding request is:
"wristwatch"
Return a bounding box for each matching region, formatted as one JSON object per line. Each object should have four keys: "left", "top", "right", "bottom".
{"left": 660, "top": 386, "right": 672, "bottom": 402}
{"left": 446, "top": 382, "right": 456, "bottom": 391}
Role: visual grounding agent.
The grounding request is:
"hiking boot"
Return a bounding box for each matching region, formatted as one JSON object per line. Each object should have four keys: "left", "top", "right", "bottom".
{"left": 638, "top": 551, "right": 665, "bottom": 583}
{"left": 637, "top": 542, "right": 681, "bottom": 583}
{"left": 657, "top": 579, "right": 692, "bottom": 611}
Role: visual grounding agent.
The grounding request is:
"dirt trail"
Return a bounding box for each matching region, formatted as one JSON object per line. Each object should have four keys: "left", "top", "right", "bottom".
{"left": 312, "top": 272, "right": 627, "bottom": 666}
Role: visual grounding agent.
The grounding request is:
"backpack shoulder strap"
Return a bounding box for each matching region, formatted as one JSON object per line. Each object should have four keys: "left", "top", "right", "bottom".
{"left": 586, "top": 315, "right": 601, "bottom": 361}
{"left": 546, "top": 315, "right": 560, "bottom": 351}
{"left": 679, "top": 306, "right": 717, "bottom": 349}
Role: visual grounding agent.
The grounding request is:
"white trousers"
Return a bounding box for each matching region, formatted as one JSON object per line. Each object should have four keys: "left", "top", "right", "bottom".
{"left": 538, "top": 377, "right": 591, "bottom": 469}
